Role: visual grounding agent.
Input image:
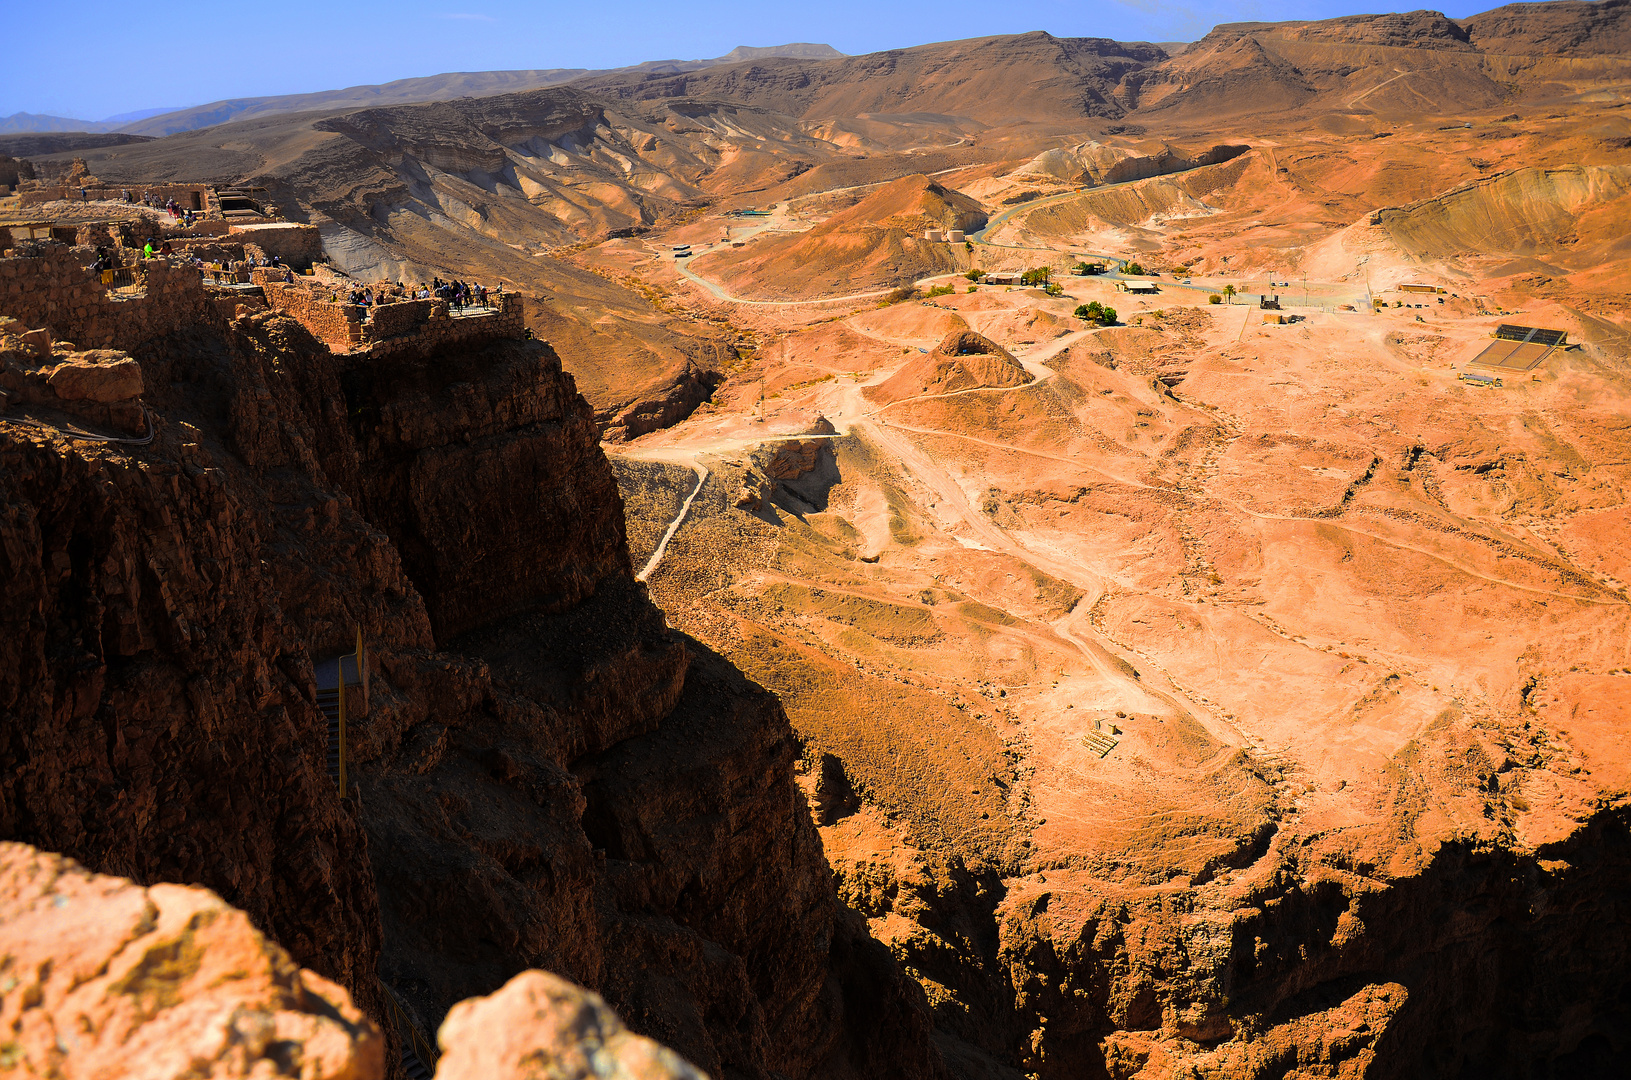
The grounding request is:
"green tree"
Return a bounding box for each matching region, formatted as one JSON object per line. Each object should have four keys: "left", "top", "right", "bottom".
{"left": 1223, "top": 284, "right": 1236, "bottom": 304}
{"left": 1021, "top": 266, "right": 1052, "bottom": 287}
{"left": 964, "top": 269, "right": 984, "bottom": 281}
{"left": 1074, "top": 301, "right": 1117, "bottom": 325}
{"left": 1122, "top": 261, "right": 1145, "bottom": 276}
{"left": 1208, "top": 294, "right": 1222, "bottom": 305}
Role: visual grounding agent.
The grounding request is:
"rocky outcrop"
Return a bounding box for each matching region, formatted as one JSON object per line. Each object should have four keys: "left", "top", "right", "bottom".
{"left": 817, "top": 786, "right": 1631, "bottom": 1079}
{"left": 602, "top": 365, "right": 725, "bottom": 444}
{"left": 436, "top": 971, "right": 706, "bottom": 1080}
{"left": 0, "top": 305, "right": 946, "bottom": 1080}
{"left": 867, "top": 330, "right": 1033, "bottom": 404}
{"left": 0, "top": 322, "right": 148, "bottom": 433}
{"left": 339, "top": 338, "right": 629, "bottom": 640}
{"left": 0, "top": 842, "right": 385, "bottom": 1080}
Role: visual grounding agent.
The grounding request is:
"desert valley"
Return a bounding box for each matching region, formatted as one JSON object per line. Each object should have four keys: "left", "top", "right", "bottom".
{"left": 2, "top": 3, "right": 1630, "bottom": 1078}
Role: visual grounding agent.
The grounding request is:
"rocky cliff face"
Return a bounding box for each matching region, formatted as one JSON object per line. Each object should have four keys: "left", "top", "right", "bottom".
{"left": 813, "top": 767, "right": 1631, "bottom": 1079}
{"left": 0, "top": 306, "right": 944, "bottom": 1080}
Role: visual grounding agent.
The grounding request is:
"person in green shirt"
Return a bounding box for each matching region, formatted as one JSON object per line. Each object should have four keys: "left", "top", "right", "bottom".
{"left": 142, "top": 240, "right": 157, "bottom": 259}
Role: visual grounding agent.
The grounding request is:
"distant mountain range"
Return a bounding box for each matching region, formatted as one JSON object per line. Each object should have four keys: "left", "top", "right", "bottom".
{"left": 0, "top": 44, "right": 845, "bottom": 139}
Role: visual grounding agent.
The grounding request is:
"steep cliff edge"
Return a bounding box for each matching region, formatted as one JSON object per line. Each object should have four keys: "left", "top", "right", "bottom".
{"left": 0, "top": 259, "right": 945, "bottom": 1080}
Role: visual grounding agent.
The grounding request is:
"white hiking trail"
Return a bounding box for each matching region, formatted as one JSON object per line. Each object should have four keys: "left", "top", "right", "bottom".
{"left": 638, "top": 464, "right": 709, "bottom": 581}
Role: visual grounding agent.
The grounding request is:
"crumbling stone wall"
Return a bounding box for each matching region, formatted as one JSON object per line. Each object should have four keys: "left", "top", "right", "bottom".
{"left": 364, "top": 297, "right": 434, "bottom": 339}
{"left": 19, "top": 182, "right": 209, "bottom": 209}
{"left": 168, "top": 239, "right": 248, "bottom": 264}
{"left": 256, "top": 274, "right": 526, "bottom": 360}
{"left": 258, "top": 279, "right": 362, "bottom": 351}
{"left": 361, "top": 293, "right": 525, "bottom": 359}
{"left": 230, "top": 223, "right": 322, "bottom": 267}
{"left": 0, "top": 156, "right": 35, "bottom": 190}
{"left": 0, "top": 249, "right": 222, "bottom": 351}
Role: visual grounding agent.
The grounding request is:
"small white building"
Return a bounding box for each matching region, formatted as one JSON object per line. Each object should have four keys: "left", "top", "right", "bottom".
{"left": 946, "top": 229, "right": 965, "bottom": 242}
{"left": 923, "top": 229, "right": 944, "bottom": 242}
{"left": 1121, "top": 279, "right": 1160, "bottom": 294}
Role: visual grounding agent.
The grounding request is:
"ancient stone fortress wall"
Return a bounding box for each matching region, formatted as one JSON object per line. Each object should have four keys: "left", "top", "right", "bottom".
{"left": 365, "top": 296, "right": 436, "bottom": 338}
{"left": 229, "top": 223, "right": 322, "bottom": 266}
{"left": 166, "top": 237, "right": 248, "bottom": 264}
{"left": 0, "top": 248, "right": 522, "bottom": 374}
{"left": 256, "top": 277, "right": 364, "bottom": 351}
{"left": 255, "top": 272, "right": 526, "bottom": 360}
{"left": 0, "top": 247, "right": 222, "bottom": 352}
{"left": 19, "top": 182, "right": 210, "bottom": 209}
{"left": 359, "top": 292, "right": 525, "bottom": 360}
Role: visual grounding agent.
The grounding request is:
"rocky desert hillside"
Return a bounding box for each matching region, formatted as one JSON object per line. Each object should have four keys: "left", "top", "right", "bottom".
{"left": 3, "top": 0, "right": 1631, "bottom": 1077}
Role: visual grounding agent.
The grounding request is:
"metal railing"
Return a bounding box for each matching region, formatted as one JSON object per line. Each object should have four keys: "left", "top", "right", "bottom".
{"left": 316, "top": 627, "right": 365, "bottom": 793}
{"left": 377, "top": 979, "right": 439, "bottom": 1078}
{"left": 100, "top": 265, "right": 144, "bottom": 297}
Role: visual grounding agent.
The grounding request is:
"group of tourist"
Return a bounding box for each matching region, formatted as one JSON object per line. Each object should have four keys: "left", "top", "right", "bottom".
{"left": 334, "top": 277, "right": 501, "bottom": 316}
{"left": 429, "top": 277, "right": 491, "bottom": 311}
{"left": 102, "top": 189, "right": 203, "bottom": 226}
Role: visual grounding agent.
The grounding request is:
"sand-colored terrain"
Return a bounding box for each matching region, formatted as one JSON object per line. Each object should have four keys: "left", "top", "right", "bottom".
{"left": 14, "top": 4, "right": 1631, "bottom": 1073}
{"left": 584, "top": 12, "right": 1631, "bottom": 1072}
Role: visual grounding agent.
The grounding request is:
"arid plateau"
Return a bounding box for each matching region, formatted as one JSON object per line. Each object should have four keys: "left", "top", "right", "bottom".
{"left": 2, "top": 3, "right": 1631, "bottom": 1078}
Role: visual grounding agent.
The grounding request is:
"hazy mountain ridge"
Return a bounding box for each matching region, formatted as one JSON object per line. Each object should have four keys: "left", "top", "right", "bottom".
{"left": 0, "top": 44, "right": 846, "bottom": 139}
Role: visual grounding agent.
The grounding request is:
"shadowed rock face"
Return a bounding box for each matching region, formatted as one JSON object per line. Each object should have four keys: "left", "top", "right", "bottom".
{"left": 0, "top": 308, "right": 945, "bottom": 1080}
{"left": 339, "top": 339, "right": 631, "bottom": 641}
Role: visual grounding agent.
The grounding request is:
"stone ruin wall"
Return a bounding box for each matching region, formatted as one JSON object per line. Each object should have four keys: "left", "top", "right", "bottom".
{"left": 257, "top": 279, "right": 362, "bottom": 351}
{"left": 365, "top": 296, "right": 436, "bottom": 338}
{"left": 255, "top": 271, "right": 526, "bottom": 360}
{"left": 230, "top": 224, "right": 322, "bottom": 266}
{"left": 0, "top": 248, "right": 222, "bottom": 352}
{"left": 19, "top": 182, "right": 210, "bottom": 209}
{"left": 360, "top": 293, "right": 525, "bottom": 359}
{"left": 0, "top": 243, "right": 525, "bottom": 373}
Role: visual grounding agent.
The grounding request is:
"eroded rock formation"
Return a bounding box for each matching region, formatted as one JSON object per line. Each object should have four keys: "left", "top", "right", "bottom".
{"left": 0, "top": 290, "right": 945, "bottom": 1080}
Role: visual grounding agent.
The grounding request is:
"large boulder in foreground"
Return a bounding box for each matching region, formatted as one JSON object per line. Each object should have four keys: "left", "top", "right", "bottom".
{"left": 0, "top": 842, "right": 384, "bottom": 1080}
{"left": 0, "top": 844, "right": 719, "bottom": 1080}
{"left": 436, "top": 970, "right": 707, "bottom": 1080}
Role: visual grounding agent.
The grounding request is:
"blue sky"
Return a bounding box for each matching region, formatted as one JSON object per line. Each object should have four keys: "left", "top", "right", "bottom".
{"left": 5, "top": 0, "right": 1509, "bottom": 121}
